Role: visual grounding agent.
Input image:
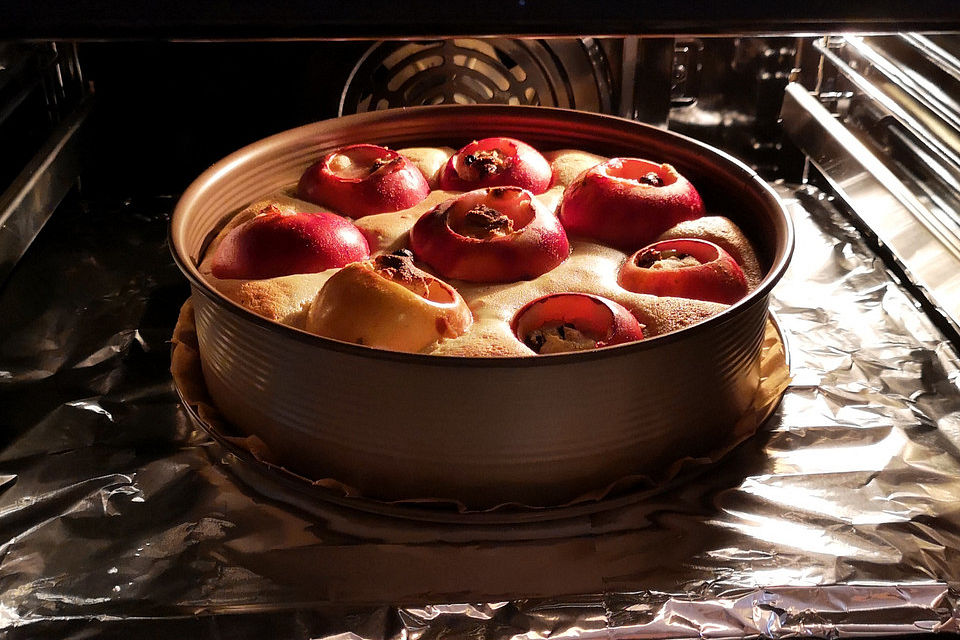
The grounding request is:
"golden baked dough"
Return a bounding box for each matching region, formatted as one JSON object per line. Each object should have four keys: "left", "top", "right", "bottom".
{"left": 542, "top": 149, "right": 607, "bottom": 188}
{"left": 207, "top": 272, "right": 333, "bottom": 327}
{"left": 395, "top": 146, "right": 456, "bottom": 188}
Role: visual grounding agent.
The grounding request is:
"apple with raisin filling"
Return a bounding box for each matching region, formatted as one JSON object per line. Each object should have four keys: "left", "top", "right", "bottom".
{"left": 513, "top": 293, "right": 644, "bottom": 355}
{"left": 618, "top": 238, "right": 748, "bottom": 305}
{"left": 306, "top": 250, "right": 472, "bottom": 352}
{"left": 558, "top": 157, "right": 704, "bottom": 251}
{"left": 438, "top": 137, "right": 552, "bottom": 194}
{"left": 410, "top": 186, "right": 569, "bottom": 283}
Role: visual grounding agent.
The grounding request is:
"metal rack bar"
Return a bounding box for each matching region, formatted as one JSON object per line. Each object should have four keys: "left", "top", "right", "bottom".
{"left": 0, "top": 96, "right": 90, "bottom": 284}
{"left": 782, "top": 81, "right": 960, "bottom": 337}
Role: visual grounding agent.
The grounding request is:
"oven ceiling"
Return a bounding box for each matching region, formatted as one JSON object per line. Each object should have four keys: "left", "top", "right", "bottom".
{"left": 2, "top": 0, "right": 960, "bottom": 40}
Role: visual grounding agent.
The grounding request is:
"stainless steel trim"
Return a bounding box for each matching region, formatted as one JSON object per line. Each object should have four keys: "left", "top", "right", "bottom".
{"left": 855, "top": 36, "right": 960, "bottom": 127}
{"left": 0, "top": 96, "right": 90, "bottom": 283}
{"left": 814, "top": 37, "right": 960, "bottom": 198}
{"left": 900, "top": 33, "right": 960, "bottom": 85}
{"left": 782, "top": 82, "right": 960, "bottom": 324}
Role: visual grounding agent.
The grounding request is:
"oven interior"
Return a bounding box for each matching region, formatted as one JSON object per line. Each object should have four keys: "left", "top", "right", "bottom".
{"left": 5, "top": 34, "right": 960, "bottom": 340}
{"left": 3, "top": 24, "right": 960, "bottom": 639}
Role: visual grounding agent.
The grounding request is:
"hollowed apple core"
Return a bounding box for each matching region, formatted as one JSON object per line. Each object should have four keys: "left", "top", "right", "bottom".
{"left": 635, "top": 239, "right": 718, "bottom": 270}
{"left": 603, "top": 158, "right": 678, "bottom": 188}
{"left": 619, "top": 238, "right": 748, "bottom": 304}
{"left": 513, "top": 294, "right": 614, "bottom": 354}
{"left": 372, "top": 254, "right": 457, "bottom": 305}
{"left": 453, "top": 139, "right": 518, "bottom": 181}
{"left": 445, "top": 188, "right": 536, "bottom": 239}
{"left": 325, "top": 145, "right": 397, "bottom": 181}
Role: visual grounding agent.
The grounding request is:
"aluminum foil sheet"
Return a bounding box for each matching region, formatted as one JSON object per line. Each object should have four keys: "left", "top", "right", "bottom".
{"left": 1, "top": 185, "right": 960, "bottom": 638}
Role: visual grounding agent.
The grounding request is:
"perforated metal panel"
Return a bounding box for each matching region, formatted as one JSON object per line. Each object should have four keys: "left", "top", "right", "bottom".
{"left": 339, "top": 38, "right": 614, "bottom": 116}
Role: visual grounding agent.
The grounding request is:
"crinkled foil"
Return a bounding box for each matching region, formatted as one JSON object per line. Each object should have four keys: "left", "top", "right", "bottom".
{"left": 1, "top": 186, "right": 959, "bottom": 638}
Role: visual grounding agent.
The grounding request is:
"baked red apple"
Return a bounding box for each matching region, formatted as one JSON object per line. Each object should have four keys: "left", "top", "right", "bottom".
{"left": 210, "top": 205, "right": 370, "bottom": 280}
{"left": 297, "top": 144, "right": 430, "bottom": 218}
{"left": 409, "top": 186, "right": 569, "bottom": 283}
{"left": 438, "top": 137, "right": 552, "bottom": 194}
{"left": 618, "top": 238, "right": 748, "bottom": 304}
{"left": 306, "top": 250, "right": 472, "bottom": 352}
{"left": 512, "top": 293, "right": 644, "bottom": 354}
{"left": 558, "top": 157, "right": 705, "bottom": 251}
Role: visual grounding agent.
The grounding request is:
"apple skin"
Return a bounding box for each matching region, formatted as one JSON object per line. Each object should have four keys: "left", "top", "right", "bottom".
{"left": 306, "top": 252, "right": 473, "bottom": 352}
{"left": 558, "top": 157, "right": 705, "bottom": 251}
{"left": 618, "top": 238, "right": 748, "bottom": 304}
{"left": 210, "top": 206, "right": 370, "bottom": 280}
{"left": 409, "top": 187, "right": 569, "bottom": 283}
{"left": 512, "top": 293, "right": 644, "bottom": 354}
{"left": 438, "top": 137, "right": 552, "bottom": 194}
{"left": 297, "top": 144, "right": 431, "bottom": 218}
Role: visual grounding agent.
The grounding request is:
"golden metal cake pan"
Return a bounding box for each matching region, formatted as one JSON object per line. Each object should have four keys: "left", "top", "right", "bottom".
{"left": 170, "top": 105, "right": 794, "bottom": 509}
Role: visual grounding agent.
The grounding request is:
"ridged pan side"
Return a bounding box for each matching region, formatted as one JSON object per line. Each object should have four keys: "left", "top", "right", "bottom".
{"left": 192, "top": 285, "right": 769, "bottom": 506}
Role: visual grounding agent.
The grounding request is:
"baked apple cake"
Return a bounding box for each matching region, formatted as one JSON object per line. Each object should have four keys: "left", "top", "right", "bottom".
{"left": 198, "top": 136, "right": 763, "bottom": 356}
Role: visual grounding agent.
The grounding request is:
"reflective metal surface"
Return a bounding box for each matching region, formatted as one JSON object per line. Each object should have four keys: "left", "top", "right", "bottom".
{"left": 790, "top": 35, "right": 960, "bottom": 337}
{"left": 782, "top": 82, "right": 960, "bottom": 337}
{"left": 2, "top": 180, "right": 960, "bottom": 637}
{"left": 0, "top": 42, "right": 88, "bottom": 284}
